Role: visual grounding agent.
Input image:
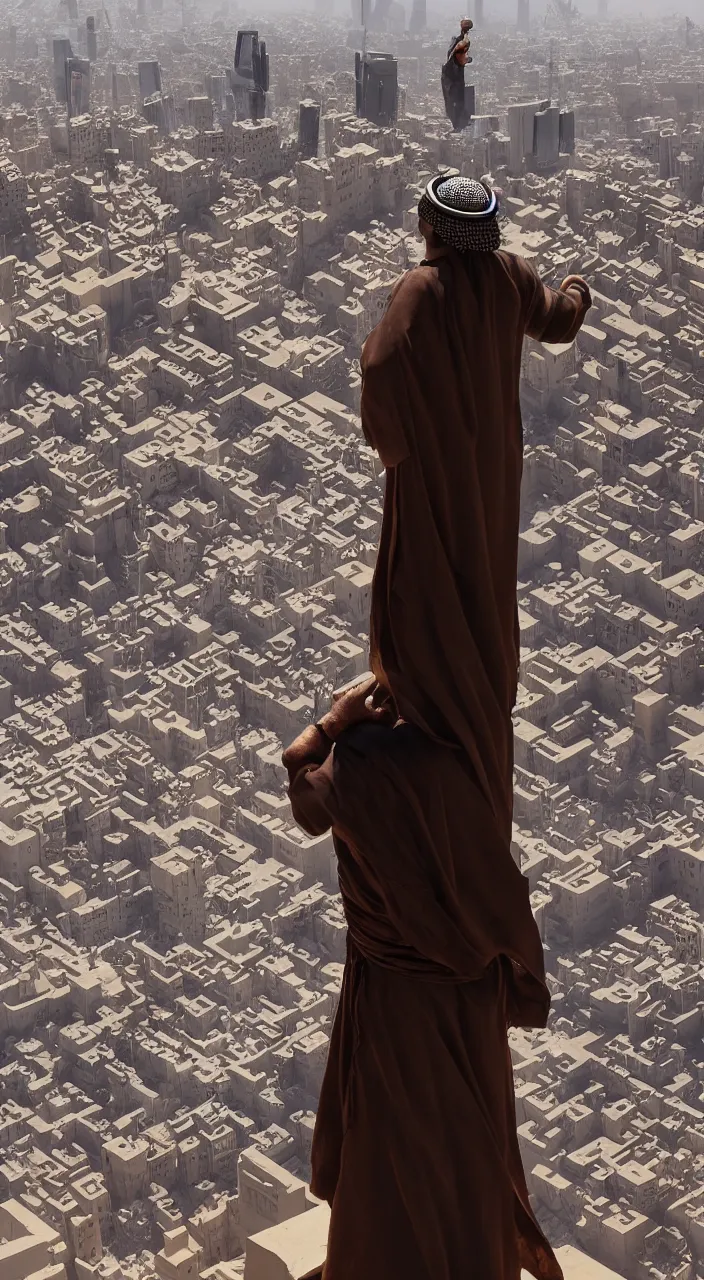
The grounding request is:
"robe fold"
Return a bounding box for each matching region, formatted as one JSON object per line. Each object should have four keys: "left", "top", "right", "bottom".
{"left": 283, "top": 251, "right": 590, "bottom": 1279}
{"left": 284, "top": 722, "right": 561, "bottom": 1280}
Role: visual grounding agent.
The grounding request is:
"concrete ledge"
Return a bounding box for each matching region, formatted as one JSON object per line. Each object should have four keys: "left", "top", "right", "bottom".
{"left": 557, "top": 1247, "right": 626, "bottom": 1279}
{"left": 524, "top": 1247, "right": 626, "bottom": 1280}
{"left": 242, "top": 1210, "right": 625, "bottom": 1280}
{"left": 244, "top": 1204, "right": 330, "bottom": 1280}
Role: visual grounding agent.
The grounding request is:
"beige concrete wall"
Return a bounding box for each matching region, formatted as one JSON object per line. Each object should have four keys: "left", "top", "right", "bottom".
{"left": 244, "top": 1204, "right": 329, "bottom": 1280}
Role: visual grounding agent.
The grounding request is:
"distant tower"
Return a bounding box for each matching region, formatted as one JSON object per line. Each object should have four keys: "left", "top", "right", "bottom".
{"left": 409, "top": 0, "right": 426, "bottom": 33}
{"left": 298, "top": 100, "right": 320, "bottom": 158}
{"left": 598, "top": 0, "right": 607, "bottom": 17}
{"left": 533, "top": 104, "right": 560, "bottom": 168}
{"left": 205, "top": 73, "right": 226, "bottom": 111}
{"left": 53, "top": 37, "right": 72, "bottom": 102}
{"left": 138, "top": 59, "right": 162, "bottom": 100}
{"left": 355, "top": 50, "right": 398, "bottom": 125}
{"left": 558, "top": 108, "right": 575, "bottom": 153}
{"left": 474, "top": 0, "right": 484, "bottom": 24}
{"left": 659, "top": 129, "right": 675, "bottom": 180}
{"left": 2, "top": 25, "right": 17, "bottom": 64}
{"left": 86, "top": 16, "right": 97, "bottom": 61}
{"left": 517, "top": 0, "right": 529, "bottom": 33}
{"left": 231, "top": 30, "right": 269, "bottom": 122}
{"left": 369, "top": 0, "right": 391, "bottom": 29}
{"left": 104, "top": 147, "right": 119, "bottom": 179}
{"left": 65, "top": 57, "right": 90, "bottom": 117}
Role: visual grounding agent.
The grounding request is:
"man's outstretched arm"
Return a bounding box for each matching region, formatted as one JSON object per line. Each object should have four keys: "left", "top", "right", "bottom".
{"left": 509, "top": 255, "right": 592, "bottom": 345}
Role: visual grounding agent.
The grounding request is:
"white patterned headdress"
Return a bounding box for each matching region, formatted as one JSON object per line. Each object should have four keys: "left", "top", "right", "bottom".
{"left": 418, "top": 175, "right": 501, "bottom": 253}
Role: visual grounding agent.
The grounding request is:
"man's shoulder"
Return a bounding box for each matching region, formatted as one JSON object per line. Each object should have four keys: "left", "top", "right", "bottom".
{"left": 494, "top": 250, "right": 539, "bottom": 285}
{"left": 362, "top": 267, "right": 438, "bottom": 364}
{"left": 384, "top": 264, "right": 442, "bottom": 317}
{"left": 396, "top": 263, "right": 442, "bottom": 296}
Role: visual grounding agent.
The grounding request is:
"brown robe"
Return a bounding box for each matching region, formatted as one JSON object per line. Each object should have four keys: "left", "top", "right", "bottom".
{"left": 361, "top": 249, "right": 591, "bottom": 844}
{"left": 284, "top": 722, "right": 557, "bottom": 1280}
{"left": 283, "top": 252, "right": 591, "bottom": 1279}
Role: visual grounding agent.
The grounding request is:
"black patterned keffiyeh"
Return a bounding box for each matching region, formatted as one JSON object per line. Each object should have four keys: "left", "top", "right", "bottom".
{"left": 418, "top": 174, "right": 501, "bottom": 253}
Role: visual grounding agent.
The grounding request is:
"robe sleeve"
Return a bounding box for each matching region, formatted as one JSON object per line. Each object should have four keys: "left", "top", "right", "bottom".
{"left": 360, "top": 271, "right": 436, "bottom": 468}
{"left": 282, "top": 725, "right": 336, "bottom": 837}
{"left": 510, "top": 255, "right": 592, "bottom": 345}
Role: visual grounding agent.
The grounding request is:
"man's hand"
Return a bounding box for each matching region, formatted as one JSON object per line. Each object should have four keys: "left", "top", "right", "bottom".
{"left": 559, "top": 274, "right": 591, "bottom": 304}
{"left": 320, "top": 675, "right": 395, "bottom": 742}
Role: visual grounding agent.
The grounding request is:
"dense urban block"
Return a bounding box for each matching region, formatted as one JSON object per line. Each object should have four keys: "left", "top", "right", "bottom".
{"left": 0, "top": 3, "right": 701, "bottom": 1280}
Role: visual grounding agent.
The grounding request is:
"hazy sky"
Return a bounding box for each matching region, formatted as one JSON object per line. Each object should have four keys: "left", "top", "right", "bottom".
{"left": 255, "top": 0, "right": 698, "bottom": 23}
{"left": 433, "top": 0, "right": 695, "bottom": 18}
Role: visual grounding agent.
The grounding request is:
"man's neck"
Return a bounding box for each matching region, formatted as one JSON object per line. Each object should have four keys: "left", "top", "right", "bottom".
{"left": 423, "top": 244, "right": 450, "bottom": 262}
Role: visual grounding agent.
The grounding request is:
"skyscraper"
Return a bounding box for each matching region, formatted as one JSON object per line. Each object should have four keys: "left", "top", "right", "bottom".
{"left": 53, "top": 38, "right": 72, "bottom": 103}
{"left": 65, "top": 57, "right": 90, "bottom": 117}
{"left": 533, "top": 104, "right": 560, "bottom": 168}
{"left": 231, "top": 31, "right": 269, "bottom": 123}
{"left": 298, "top": 100, "right": 320, "bottom": 159}
{"left": 659, "top": 129, "right": 675, "bottom": 180}
{"left": 559, "top": 108, "right": 575, "bottom": 154}
{"left": 371, "top": 0, "right": 393, "bottom": 29}
{"left": 464, "top": 84, "right": 476, "bottom": 122}
{"left": 474, "top": 0, "right": 484, "bottom": 25}
{"left": 409, "top": 0, "right": 426, "bottom": 34}
{"left": 138, "top": 59, "right": 162, "bottom": 100}
{"left": 508, "top": 99, "right": 549, "bottom": 174}
{"left": 1, "top": 25, "right": 17, "bottom": 65}
{"left": 86, "top": 16, "right": 97, "bottom": 62}
{"left": 205, "top": 74, "right": 227, "bottom": 112}
{"left": 355, "top": 50, "right": 398, "bottom": 126}
{"left": 143, "top": 92, "right": 175, "bottom": 134}
{"left": 517, "top": 0, "right": 530, "bottom": 34}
